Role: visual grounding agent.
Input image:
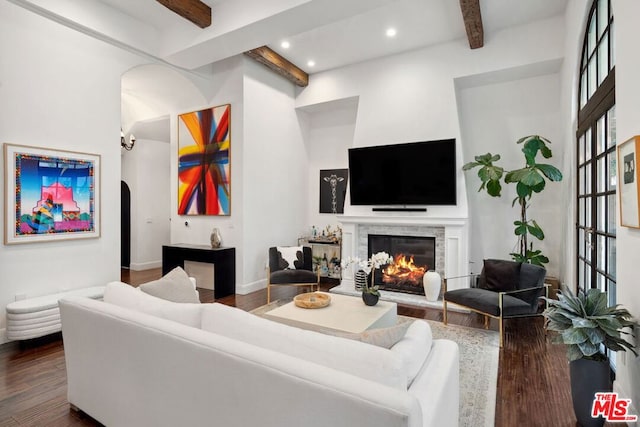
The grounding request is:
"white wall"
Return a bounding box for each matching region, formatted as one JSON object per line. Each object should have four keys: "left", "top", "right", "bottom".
{"left": 457, "top": 72, "right": 563, "bottom": 276}
{"left": 296, "top": 15, "right": 567, "bottom": 268}
{"left": 121, "top": 138, "right": 171, "bottom": 270}
{"left": 297, "top": 44, "right": 468, "bottom": 219}
{"left": 240, "top": 58, "right": 309, "bottom": 293}
{"left": 609, "top": 0, "right": 640, "bottom": 414}
{"left": 557, "top": 0, "right": 589, "bottom": 290}
{"left": 301, "top": 98, "right": 358, "bottom": 234}
{"left": 0, "top": 1, "right": 143, "bottom": 340}
{"left": 121, "top": 56, "right": 309, "bottom": 294}
{"left": 169, "top": 56, "right": 246, "bottom": 285}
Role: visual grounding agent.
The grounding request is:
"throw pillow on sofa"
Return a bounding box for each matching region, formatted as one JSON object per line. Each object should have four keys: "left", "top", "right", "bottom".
{"left": 327, "top": 320, "right": 413, "bottom": 349}
{"left": 321, "top": 318, "right": 434, "bottom": 385}
{"left": 103, "top": 281, "right": 202, "bottom": 328}
{"left": 139, "top": 267, "right": 200, "bottom": 303}
{"left": 389, "top": 319, "right": 433, "bottom": 386}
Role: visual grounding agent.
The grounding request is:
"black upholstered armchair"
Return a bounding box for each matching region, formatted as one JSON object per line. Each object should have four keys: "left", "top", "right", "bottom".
{"left": 443, "top": 259, "right": 547, "bottom": 347}
{"left": 267, "top": 246, "right": 320, "bottom": 303}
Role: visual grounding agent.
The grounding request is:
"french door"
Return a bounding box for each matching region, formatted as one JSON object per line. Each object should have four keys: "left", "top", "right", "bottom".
{"left": 576, "top": 104, "right": 616, "bottom": 305}
{"left": 576, "top": 0, "right": 615, "bottom": 305}
{"left": 576, "top": 0, "right": 616, "bottom": 367}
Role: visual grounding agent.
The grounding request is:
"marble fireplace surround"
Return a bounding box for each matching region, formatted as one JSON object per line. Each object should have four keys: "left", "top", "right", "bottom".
{"left": 333, "top": 215, "right": 470, "bottom": 308}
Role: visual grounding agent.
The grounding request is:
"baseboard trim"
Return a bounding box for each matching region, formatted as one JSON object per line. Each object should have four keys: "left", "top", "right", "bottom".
{"left": 129, "top": 261, "right": 162, "bottom": 271}
{"left": 236, "top": 279, "right": 266, "bottom": 295}
{"left": 0, "top": 328, "right": 9, "bottom": 345}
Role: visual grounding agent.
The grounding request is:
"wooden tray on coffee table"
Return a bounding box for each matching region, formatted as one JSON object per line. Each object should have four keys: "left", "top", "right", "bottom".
{"left": 293, "top": 292, "right": 331, "bottom": 309}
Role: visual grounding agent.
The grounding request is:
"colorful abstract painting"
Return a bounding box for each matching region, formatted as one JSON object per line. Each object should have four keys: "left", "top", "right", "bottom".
{"left": 3, "top": 144, "right": 100, "bottom": 244}
{"left": 178, "top": 104, "right": 231, "bottom": 215}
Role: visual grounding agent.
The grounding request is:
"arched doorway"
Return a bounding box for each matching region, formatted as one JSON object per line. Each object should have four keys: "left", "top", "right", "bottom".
{"left": 121, "top": 180, "right": 131, "bottom": 268}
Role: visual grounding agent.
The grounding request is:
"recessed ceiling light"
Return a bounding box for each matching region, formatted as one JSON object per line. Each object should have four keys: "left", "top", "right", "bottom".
{"left": 307, "top": 60, "right": 315, "bottom": 67}
{"left": 281, "top": 41, "right": 290, "bottom": 49}
{"left": 386, "top": 28, "right": 397, "bottom": 38}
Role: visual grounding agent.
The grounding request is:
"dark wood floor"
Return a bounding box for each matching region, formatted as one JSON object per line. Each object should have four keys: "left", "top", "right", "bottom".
{"left": 0, "top": 268, "right": 612, "bottom": 426}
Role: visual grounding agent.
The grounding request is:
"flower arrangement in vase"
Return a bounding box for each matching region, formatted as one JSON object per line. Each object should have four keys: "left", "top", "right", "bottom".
{"left": 341, "top": 252, "right": 393, "bottom": 306}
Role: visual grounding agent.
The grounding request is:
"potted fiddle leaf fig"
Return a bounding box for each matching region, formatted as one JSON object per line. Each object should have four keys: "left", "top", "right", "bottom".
{"left": 542, "top": 288, "right": 638, "bottom": 427}
{"left": 463, "top": 135, "right": 563, "bottom": 266}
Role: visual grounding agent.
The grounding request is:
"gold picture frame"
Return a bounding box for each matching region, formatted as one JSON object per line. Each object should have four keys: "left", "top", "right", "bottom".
{"left": 617, "top": 136, "right": 640, "bottom": 228}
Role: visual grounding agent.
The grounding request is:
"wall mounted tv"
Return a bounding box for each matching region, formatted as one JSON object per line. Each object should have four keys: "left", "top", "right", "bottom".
{"left": 348, "top": 139, "right": 456, "bottom": 206}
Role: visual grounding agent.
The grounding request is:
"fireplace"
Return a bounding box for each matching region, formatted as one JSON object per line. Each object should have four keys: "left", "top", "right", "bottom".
{"left": 335, "top": 217, "right": 468, "bottom": 306}
{"left": 368, "top": 234, "right": 435, "bottom": 295}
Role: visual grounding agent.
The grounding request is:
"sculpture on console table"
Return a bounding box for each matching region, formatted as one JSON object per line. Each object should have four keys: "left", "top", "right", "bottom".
{"left": 210, "top": 227, "right": 222, "bottom": 248}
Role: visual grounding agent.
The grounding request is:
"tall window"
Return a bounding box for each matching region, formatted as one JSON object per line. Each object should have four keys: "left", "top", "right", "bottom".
{"left": 576, "top": 0, "right": 616, "bottom": 306}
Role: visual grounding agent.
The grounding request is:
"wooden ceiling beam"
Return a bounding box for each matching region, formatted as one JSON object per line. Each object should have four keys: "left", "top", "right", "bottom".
{"left": 244, "top": 46, "right": 309, "bottom": 87}
{"left": 156, "top": 0, "right": 211, "bottom": 29}
{"left": 459, "top": 0, "right": 484, "bottom": 49}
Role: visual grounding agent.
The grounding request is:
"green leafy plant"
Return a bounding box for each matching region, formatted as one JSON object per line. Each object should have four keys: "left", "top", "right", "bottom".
{"left": 542, "top": 288, "right": 638, "bottom": 362}
{"left": 463, "top": 135, "right": 563, "bottom": 265}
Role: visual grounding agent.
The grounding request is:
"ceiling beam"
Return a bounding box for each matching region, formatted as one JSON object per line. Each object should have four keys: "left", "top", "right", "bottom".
{"left": 459, "top": 0, "right": 484, "bottom": 49}
{"left": 244, "top": 46, "right": 309, "bottom": 87}
{"left": 156, "top": 0, "right": 211, "bottom": 29}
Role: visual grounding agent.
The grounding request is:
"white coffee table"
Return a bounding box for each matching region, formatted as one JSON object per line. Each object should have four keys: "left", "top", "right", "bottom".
{"left": 263, "top": 292, "right": 397, "bottom": 334}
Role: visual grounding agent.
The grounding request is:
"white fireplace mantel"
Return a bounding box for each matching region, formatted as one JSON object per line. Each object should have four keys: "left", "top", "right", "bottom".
{"left": 337, "top": 215, "right": 467, "bottom": 227}
{"left": 337, "top": 214, "right": 470, "bottom": 295}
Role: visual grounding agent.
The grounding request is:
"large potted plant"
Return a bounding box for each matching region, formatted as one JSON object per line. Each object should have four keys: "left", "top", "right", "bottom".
{"left": 542, "top": 288, "right": 638, "bottom": 427}
{"left": 463, "top": 135, "right": 563, "bottom": 266}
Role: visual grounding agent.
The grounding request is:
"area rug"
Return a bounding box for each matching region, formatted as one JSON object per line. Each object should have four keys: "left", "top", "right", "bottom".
{"left": 251, "top": 300, "right": 499, "bottom": 427}
{"left": 427, "top": 319, "right": 498, "bottom": 427}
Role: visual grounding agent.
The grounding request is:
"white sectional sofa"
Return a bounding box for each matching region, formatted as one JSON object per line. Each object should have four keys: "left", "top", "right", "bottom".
{"left": 59, "top": 282, "right": 459, "bottom": 427}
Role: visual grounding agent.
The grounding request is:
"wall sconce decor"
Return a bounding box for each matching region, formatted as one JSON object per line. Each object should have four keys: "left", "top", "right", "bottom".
{"left": 121, "top": 129, "right": 136, "bottom": 151}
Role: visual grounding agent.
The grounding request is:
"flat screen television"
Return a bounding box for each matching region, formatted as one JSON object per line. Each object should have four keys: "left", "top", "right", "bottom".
{"left": 348, "top": 139, "right": 456, "bottom": 206}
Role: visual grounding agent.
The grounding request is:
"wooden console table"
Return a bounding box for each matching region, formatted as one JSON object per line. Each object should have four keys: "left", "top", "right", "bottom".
{"left": 162, "top": 244, "right": 236, "bottom": 298}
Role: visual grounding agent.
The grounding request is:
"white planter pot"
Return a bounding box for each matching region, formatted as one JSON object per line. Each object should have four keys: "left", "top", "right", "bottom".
{"left": 423, "top": 270, "right": 441, "bottom": 302}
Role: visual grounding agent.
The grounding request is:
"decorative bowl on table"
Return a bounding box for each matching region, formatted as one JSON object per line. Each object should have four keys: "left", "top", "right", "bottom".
{"left": 293, "top": 292, "right": 331, "bottom": 309}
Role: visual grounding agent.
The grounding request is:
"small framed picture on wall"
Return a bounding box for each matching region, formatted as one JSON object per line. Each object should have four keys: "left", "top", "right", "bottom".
{"left": 319, "top": 169, "right": 348, "bottom": 214}
{"left": 618, "top": 135, "right": 640, "bottom": 228}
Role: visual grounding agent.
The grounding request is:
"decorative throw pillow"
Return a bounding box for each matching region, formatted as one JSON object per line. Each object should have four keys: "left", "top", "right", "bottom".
{"left": 389, "top": 319, "right": 433, "bottom": 386}
{"left": 276, "top": 246, "right": 303, "bottom": 270}
{"left": 103, "top": 281, "right": 202, "bottom": 327}
{"left": 139, "top": 267, "right": 200, "bottom": 303}
{"left": 328, "top": 320, "right": 413, "bottom": 349}
{"left": 481, "top": 259, "right": 520, "bottom": 292}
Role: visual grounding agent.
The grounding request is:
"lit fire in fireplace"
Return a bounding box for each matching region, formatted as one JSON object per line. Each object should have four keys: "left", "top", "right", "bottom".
{"left": 382, "top": 254, "right": 426, "bottom": 286}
